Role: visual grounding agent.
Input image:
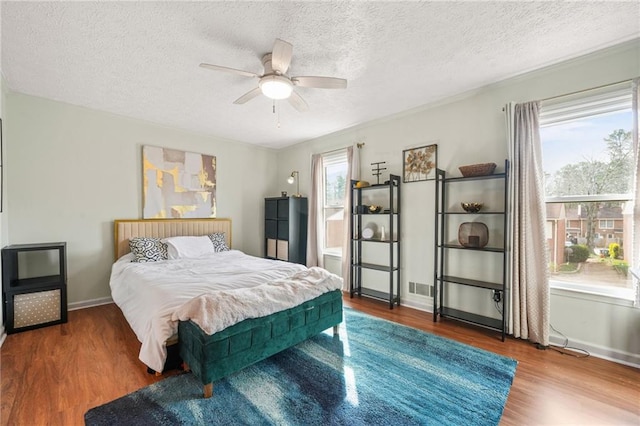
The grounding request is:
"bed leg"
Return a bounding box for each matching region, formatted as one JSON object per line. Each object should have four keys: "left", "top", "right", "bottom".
{"left": 204, "top": 383, "right": 213, "bottom": 398}
{"left": 183, "top": 362, "right": 191, "bottom": 372}
{"left": 333, "top": 325, "right": 339, "bottom": 335}
{"left": 155, "top": 371, "right": 162, "bottom": 377}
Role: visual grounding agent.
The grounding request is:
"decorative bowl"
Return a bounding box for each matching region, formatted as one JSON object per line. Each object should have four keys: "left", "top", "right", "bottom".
{"left": 458, "top": 162, "right": 497, "bottom": 177}
{"left": 461, "top": 202, "right": 483, "bottom": 213}
{"left": 368, "top": 205, "right": 382, "bottom": 214}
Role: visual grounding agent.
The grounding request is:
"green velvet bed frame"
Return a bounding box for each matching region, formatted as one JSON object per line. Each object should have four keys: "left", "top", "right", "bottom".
{"left": 178, "top": 289, "right": 343, "bottom": 398}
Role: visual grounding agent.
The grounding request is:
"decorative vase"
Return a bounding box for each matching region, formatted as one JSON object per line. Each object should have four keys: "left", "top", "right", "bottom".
{"left": 458, "top": 222, "right": 489, "bottom": 248}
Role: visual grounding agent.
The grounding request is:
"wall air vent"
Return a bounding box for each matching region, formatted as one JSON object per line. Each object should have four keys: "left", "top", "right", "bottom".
{"left": 408, "top": 281, "right": 432, "bottom": 297}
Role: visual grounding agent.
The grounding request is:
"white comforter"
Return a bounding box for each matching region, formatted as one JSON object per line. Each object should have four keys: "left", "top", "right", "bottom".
{"left": 172, "top": 266, "right": 343, "bottom": 335}
{"left": 110, "top": 250, "right": 340, "bottom": 373}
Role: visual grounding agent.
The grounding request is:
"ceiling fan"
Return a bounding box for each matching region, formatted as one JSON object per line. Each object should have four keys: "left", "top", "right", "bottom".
{"left": 200, "top": 38, "right": 347, "bottom": 112}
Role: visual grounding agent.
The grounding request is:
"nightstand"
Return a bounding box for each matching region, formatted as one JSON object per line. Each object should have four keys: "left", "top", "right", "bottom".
{"left": 2, "top": 242, "right": 68, "bottom": 334}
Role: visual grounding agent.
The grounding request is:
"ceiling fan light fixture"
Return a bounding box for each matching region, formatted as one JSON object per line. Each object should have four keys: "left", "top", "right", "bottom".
{"left": 259, "top": 75, "right": 293, "bottom": 100}
{"left": 201, "top": 38, "right": 346, "bottom": 111}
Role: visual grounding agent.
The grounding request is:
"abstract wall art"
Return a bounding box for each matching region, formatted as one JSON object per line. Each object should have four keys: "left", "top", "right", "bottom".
{"left": 142, "top": 146, "right": 216, "bottom": 218}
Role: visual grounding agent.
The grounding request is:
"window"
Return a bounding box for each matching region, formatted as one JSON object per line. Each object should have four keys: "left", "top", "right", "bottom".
{"left": 322, "top": 150, "right": 348, "bottom": 255}
{"left": 599, "top": 220, "right": 614, "bottom": 229}
{"left": 540, "top": 82, "right": 635, "bottom": 296}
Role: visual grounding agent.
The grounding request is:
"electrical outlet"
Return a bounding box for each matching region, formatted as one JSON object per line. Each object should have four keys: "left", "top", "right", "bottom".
{"left": 492, "top": 290, "right": 502, "bottom": 303}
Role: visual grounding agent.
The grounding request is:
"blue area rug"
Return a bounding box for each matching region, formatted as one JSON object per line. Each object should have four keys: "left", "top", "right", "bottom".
{"left": 85, "top": 308, "right": 517, "bottom": 425}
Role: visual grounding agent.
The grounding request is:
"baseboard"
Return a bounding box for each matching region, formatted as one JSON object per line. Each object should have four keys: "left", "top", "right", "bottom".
{"left": 550, "top": 335, "right": 640, "bottom": 369}
{"left": 400, "top": 298, "right": 432, "bottom": 313}
{"left": 68, "top": 296, "right": 113, "bottom": 311}
{"left": 396, "top": 301, "right": 638, "bottom": 368}
{"left": 41, "top": 296, "right": 640, "bottom": 368}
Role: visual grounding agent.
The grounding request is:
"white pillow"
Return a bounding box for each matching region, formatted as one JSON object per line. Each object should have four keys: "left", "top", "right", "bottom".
{"left": 162, "top": 236, "right": 216, "bottom": 259}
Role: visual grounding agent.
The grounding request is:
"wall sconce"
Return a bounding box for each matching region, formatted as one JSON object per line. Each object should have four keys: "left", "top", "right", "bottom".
{"left": 287, "top": 171, "right": 300, "bottom": 197}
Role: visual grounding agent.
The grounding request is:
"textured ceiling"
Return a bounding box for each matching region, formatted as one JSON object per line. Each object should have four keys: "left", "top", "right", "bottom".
{"left": 1, "top": 1, "right": 639, "bottom": 149}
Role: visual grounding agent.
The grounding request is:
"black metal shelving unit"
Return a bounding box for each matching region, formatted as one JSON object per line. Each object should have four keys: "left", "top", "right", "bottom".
{"left": 433, "top": 160, "right": 509, "bottom": 340}
{"left": 350, "top": 175, "right": 401, "bottom": 309}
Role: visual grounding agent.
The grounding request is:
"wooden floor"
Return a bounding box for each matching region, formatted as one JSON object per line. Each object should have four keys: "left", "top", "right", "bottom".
{"left": 1, "top": 294, "right": 639, "bottom": 425}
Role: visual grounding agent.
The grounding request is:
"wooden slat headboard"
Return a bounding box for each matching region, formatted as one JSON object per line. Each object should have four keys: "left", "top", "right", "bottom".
{"left": 114, "top": 218, "right": 232, "bottom": 259}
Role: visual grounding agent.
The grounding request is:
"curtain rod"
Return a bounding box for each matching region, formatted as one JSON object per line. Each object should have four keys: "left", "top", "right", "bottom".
{"left": 537, "top": 78, "right": 633, "bottom": 103}
{"left": 317, "top": 143, "right": 365, "bottom": 156}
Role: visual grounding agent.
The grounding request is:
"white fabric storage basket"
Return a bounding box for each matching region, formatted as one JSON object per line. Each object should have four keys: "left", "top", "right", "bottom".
{"left": 13, "top": 289, "right": 62, "bottom": 328}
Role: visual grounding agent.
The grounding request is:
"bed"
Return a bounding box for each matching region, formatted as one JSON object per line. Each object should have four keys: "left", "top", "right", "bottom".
{"left": 111, "top": 218, "right": 343, "bottom": 398}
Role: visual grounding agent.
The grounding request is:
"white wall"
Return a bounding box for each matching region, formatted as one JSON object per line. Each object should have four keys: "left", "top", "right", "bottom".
{"left": 0, "top": 74, "right": 6, "bottom": 341}
{"left": 6, "top": 93, "right": 277, "bottom": 306}
{"left": 550, "top": 290, "right": 639, "bottom": 366}
{"left": 276, "top": 39, "right": 640, "bottom": 362}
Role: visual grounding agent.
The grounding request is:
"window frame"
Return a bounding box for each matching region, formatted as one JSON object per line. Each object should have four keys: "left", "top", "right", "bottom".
{"left": 540, "top": 82, "right": 636, "bottom": 301}
{"left": 321, "top": 150, "right": 348, "bottom": 256}
{"left": 599, "top": 219, "right": 615, "bottom": 229}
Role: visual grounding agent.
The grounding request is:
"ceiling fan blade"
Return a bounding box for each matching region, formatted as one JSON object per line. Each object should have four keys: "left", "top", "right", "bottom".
{"left": 292, "top": 76, "right": 347, "bottom": 89}
{"left": 233, "top": 87, "right": 262, "bottom": 104}
{"left": 288, "top": 91, "right": 309, "bottom": 112}
{"left": 271, "top": 39, "right": 293, "bottom": 74}
{"left": 199, "top": 63, "right": 259, "bottom": 78}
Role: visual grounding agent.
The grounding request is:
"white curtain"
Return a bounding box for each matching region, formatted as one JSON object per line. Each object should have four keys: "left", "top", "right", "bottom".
{"left": 341, "top": 146, "right": 360, "bottom": 290}
{"left": 505, "top": 101, "right": 550, "bottom": 346}
{"left": 632, "top": 78, "right": 640, "bottom": 307}
{"left": 307, "top": 146, "right": 360, "bottom": 290}
{"left": 307, "top": 153, "right": 324, "bottom": 267}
